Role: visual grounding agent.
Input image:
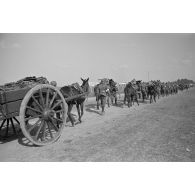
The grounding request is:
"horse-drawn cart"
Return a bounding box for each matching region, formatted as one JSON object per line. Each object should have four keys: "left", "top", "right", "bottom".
{"left": 0, "top": 77, "right": 86, "bottom": 146}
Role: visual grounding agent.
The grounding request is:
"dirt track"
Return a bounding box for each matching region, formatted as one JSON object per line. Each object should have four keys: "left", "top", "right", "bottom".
{"left": 0, "top": 88, "right": 195, "bottom": 161}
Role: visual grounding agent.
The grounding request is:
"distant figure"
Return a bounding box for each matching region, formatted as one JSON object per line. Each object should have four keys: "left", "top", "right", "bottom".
{"left": 109, "top": 79, "right": 118, "bottom": 105}
{"left": 50, "top": 81, "right": 57, "bottom": 87}
{"left": 147, "top": 81, "right": 157, "bottom": 103}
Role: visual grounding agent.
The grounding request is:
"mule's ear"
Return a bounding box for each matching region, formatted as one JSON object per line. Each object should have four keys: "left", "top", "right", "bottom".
{"left": 81, "top": 77, "right": 84, "bottom": 81}
{"left": 87, "top": 77, "right": 89, "bottom": 81}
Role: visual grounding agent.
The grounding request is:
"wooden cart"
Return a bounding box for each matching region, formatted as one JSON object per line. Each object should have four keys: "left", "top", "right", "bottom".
{"left": 0, "top": 82, "right": 84, "bottom": 146}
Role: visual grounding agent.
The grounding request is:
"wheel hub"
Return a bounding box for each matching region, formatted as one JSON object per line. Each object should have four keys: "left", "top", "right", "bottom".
{"left": 42, "top": 109, "right": 53, "bottom": 120}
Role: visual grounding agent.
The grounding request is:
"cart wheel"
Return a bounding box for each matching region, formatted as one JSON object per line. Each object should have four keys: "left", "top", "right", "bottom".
{"left": 19, "top": 84, "right": 67, "bottom": 146}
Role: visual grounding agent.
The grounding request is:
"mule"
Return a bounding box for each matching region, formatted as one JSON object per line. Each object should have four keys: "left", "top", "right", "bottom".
{"left": 160, "top": 84, "right": 165, "bottom": 97}
{"left": 124, "top": 82, "right": 139, "bottom": 108}
{"left": 60, "top": 78, "right": 90, "bottom": 126}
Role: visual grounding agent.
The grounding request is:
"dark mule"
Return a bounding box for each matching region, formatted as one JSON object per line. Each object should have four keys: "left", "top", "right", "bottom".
{"left": 124, "top": 82, "right": 139, "bottom": 107}
{"left": 136, "top": 80, "right": 142, "bottom": 100}
{"left": 60, "top": 78, "right": 90, "bottom": 126}
{"left": 160, "top": 84, "right": 165, "bottom": 97}
{"left": 109, "top": 79, "right": 118, "bottom": 105}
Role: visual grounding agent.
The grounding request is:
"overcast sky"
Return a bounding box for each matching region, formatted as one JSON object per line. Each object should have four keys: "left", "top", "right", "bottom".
{"left": 0, "top": 33, "right": 194, "bottom": 86}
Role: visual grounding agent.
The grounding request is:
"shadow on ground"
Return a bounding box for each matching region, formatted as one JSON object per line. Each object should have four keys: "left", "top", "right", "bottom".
{"left": 17, "top": 135, "right": 39, "bottom": 147}
{"left": 0, "top": 125, "right": 22, "bottom": 144}
{"left": 0, "top": 126, "right": 39, "bottom": 147}
{"left": 109, "top": 100, "right": 124, "bottom": 108}
{"left": 85, "top": 103, "right": 102, "bottom": 115}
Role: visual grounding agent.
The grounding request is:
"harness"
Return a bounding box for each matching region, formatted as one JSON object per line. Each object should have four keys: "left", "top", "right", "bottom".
{"left": 71, "top": 83, "right": 84, "bottom": 94}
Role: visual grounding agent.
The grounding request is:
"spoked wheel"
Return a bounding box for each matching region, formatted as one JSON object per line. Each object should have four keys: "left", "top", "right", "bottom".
{"left": 19, "top": 84, "right": 67, "bottom": 146}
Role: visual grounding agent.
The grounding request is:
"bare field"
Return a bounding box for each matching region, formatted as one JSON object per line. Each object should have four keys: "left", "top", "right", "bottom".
{"left": 0, "top": 89, "right": 195, "bottom": 161}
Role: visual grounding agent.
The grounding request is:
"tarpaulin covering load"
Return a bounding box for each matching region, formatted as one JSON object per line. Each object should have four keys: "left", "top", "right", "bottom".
{"left": 0, "top": 76, "right": 49, "bottom": 108}
{"left": 0, "top": 76, "right": 49, "bottom": 92}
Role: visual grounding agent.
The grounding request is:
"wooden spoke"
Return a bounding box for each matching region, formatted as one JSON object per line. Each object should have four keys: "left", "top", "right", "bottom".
{"left": 27, "top": 118, "right": 41, "bottom": 133}
{"left": 46, "top": 88, "right": 50, "bottom": 107}
{"left": 53, "top": 109, "right": 65, "bottom": 113}
{"left": 52, "top": 117, "right": 63, "bottom": 123}
{"left": 0, "top": 119, "right": 6, "bottom": 130}
{"left": 34, "top": 120, "right": 44, "bottom": 140}
{"left": 39, "top": 88, "right": 45, "bottom": 107}
{"left": 49, "top": 92, "right": 57, "bottom": 108}
{"left": 49, "top": 117, "right": 59, "bottom": 132}
{"left": 31, "top": 95, "right": 43, "bottom": 111}
{"left": 42, "top": 121, "right": 46, "bottom": 141}
{"left": 13, "top": 117, "right": 20, "bottom": 125}
{"left": 24, "top": 115, "right": 41, "bottom": 121}
{"left": 10, "top": 118, "right": 17, "bottom": 135}
{"left": 5, "top": 119, "right": 9, "bottom": 137}
{"left": 47, "top": 121, "right": 54, "bottom": 138}
{"left": 26, "top": 106, "right": 42, "bottom": 114}
{"left": 51, "top": 100, "right": 63, "bottom": 110}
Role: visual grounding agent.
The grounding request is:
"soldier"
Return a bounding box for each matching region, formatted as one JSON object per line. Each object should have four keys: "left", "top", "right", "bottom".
{"left": 98, "top": 80, "right": 109, "bottom": 114}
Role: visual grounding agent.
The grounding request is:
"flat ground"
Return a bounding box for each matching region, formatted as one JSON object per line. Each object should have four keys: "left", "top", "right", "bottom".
{"left": 0, "top": 88, "right": 195, "bottom": 161}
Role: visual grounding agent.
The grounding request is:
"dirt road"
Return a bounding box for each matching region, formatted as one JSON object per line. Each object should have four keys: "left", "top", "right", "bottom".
{"left": 0, "top": 88, "right": 195, "bottom": 161}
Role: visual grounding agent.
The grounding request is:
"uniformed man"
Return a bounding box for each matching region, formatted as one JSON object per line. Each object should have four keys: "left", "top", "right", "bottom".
{"left": 98, "top": 80, "right": 109, "bottom": 114}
